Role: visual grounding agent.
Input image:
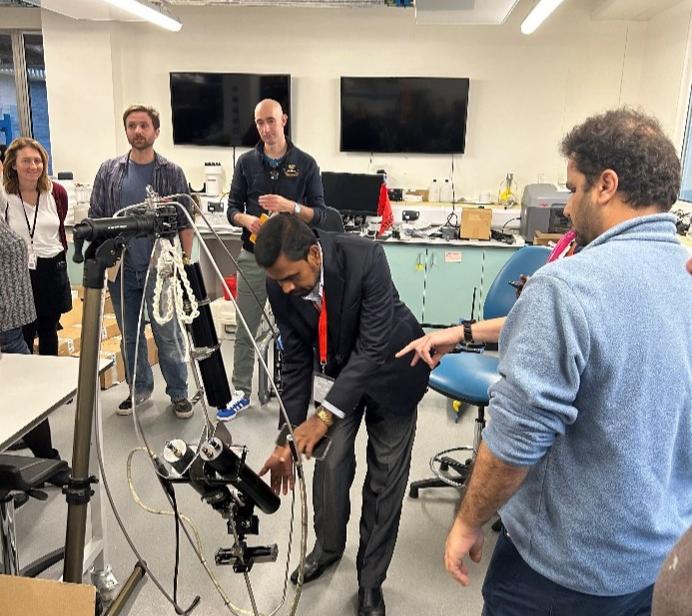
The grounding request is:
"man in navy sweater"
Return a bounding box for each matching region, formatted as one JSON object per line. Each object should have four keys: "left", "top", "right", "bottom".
{"left": 224, "top": 99, "right": 326, "bottom": 419}
{"left": 402, "top": 109, "right": 692, "bottom": 615}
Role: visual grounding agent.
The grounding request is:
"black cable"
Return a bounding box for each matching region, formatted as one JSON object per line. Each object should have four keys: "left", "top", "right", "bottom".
{"left": 444, "top": 210, "right": 458, "bottom": 227}
{"left": 171, "top": 485, "right": 181, "bottom": 605}
{"left": 502, "top": 216, "right": 520, "bottom": 230}
{"left": 450, "top": 154, "right": 456, "bottom": 209}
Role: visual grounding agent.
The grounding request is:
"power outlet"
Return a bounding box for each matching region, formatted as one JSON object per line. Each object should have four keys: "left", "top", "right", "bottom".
{"left": 207, "top": 201, "right": 225, "bottom": 213}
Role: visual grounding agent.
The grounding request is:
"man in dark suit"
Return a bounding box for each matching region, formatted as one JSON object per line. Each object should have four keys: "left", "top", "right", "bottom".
{"left": 256, "top": 214, "right": 429, "bottom": 616}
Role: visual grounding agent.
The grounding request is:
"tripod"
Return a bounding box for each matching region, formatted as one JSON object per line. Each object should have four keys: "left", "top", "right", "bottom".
{"left": 63, "top": 206, "right": 179, "bottom": 614}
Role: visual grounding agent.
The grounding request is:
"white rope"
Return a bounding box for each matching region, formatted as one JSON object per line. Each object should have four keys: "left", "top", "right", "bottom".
{"left": 151, "top": 239, "right": 200, "bottom": 327}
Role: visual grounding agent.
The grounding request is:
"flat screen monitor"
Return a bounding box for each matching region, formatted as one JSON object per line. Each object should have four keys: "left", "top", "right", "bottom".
{"left": 322, "top": 172, "right": 382, "bottom": 216}
{"left": 340, "top": 76, "right": 469, "bottom": 154}
{"left": 170, "top": 72, "right": 291, "bottom": 147}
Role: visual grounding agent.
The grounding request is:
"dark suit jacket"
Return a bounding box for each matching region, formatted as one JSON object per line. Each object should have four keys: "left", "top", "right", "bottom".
{"left": 267, "top": 230, "right": 430, "bottom": 426}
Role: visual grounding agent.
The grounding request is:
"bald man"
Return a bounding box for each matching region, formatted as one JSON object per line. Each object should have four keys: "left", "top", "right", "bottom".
{"left": 223, "top": 99, "right": 327, "bottom": 419}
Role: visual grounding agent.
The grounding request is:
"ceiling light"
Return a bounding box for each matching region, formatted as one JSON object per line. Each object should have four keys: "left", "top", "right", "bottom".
{"left": 101, "top": 0, "right": 182, "bottom": 31}
{"left": 520, "top": 0, "right": 566, "bottom": 35}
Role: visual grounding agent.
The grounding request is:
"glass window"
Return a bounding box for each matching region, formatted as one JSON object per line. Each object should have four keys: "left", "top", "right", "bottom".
{"left": 23, "top": 33, "right": 52, "bottom": 172}
{"left": 0, "top": 33, "right": 20, "bottom": 146}
{"left": 679, "top": 86, "right": 692, "bottom": 202}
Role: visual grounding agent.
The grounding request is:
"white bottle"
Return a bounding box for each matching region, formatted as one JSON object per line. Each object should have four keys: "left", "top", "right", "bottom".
{"left": 440, "top": 179, "right": 454, "bottom": 203}
{"left": 428, "top": 179, "right": 441, "bottom": 203}
{"left": 204, "top": 162, "right": 226, "bottom": 197}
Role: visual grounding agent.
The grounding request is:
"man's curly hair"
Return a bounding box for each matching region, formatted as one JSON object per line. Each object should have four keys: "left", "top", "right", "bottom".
{"left": 560, "top": 108, "right": 680, "bottom": 211}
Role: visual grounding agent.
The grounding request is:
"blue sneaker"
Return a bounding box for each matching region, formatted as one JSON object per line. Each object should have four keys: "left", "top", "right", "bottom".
{"left": 216, "top": 395, "right": 250, "bottom": 422}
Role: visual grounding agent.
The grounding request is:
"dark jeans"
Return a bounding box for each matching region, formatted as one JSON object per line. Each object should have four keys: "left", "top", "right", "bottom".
{"left": 0, "top": 328, "right": 59, "bottom": 460}
{"left": 108, "top": 266, "right": 188, "bottom": 400}
{"left": 482, "top": 528, "right": 653, "bottom": 616}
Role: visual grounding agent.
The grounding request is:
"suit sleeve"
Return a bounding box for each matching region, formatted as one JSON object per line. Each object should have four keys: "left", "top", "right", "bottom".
{"left": 303, "top": 160, "right": 327, "bottom": 227}
{"left": 268, "top": 285, "right": 314, "bottom": 426}
{"left": 324, "top": 243, "right": 394, "bottom": 415}
{"left": 227, "top": 158, "right": 247, "bottom": 226}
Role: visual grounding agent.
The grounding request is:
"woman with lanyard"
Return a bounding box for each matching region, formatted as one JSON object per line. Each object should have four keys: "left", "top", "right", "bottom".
{"left": 2, "top": 137, "right": 71, "bottom": 356}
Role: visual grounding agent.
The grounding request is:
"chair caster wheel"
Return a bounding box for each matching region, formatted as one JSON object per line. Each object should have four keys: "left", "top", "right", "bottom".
{"left": 409, "top": 486, "right": 419, "bottom": 499}
{"left": 440, "top": 461, "right": 449, "bottom": 472}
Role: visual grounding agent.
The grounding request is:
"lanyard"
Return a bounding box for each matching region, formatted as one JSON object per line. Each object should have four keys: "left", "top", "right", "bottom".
{"left": 318, "top": 291, "right": 328, "bottom": 372}
{"left": 17, "top": 189, "right": 40, "bottom": 242}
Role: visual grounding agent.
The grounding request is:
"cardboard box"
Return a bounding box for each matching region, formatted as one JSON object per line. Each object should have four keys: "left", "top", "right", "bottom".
{"left": 533, "top": 231, "right": 564, "bottom": 246}
{"left": 101, "top": 313, "right": 120, "bottom": 340}
{"left": 58, "top": 325, "right": 82, "bottom": 355}
{"left": 97, "top": 351, "right": 121, "bottom": 390}
{"left": 144, "top": 325, "right": 159, "bottom": 366}
{"left": 101, "top": 337, "right": 126, "bottom": 383}
{"left": 460, "top": 207, "right": 492, "bottom": 240}
{"left": 33, "top": 338, "right": 73, "bottom": 356}
{"left": 0, "top": 574, "right": 95, "bottom": 615}
{"left": 103, "top": 292, "right": 114, "bottom": 315}
{"left": 60, "top": 301, "right": 83, "bottom": 329}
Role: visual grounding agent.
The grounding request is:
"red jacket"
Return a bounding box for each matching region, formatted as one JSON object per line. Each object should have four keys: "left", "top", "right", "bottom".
{"left": 51, "top": 181, "right": 68, "bottom": 251}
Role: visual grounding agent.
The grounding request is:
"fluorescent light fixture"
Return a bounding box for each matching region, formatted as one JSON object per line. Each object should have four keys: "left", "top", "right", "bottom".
{"left": 520, "top": 0, "right": 566, "bottom": 35}
{"left": 101, "top": 0, "right": 182, "bottom": 32}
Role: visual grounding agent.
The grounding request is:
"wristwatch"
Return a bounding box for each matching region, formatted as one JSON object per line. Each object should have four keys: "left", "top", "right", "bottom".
{"left": 315, "top": 406, "right": 334, "bottom": 428}
{"left": 293, "top": 202, "right": 302, "bottom": 216}
{"left": 462, "top": 320, "right": 475, "bottom": 343}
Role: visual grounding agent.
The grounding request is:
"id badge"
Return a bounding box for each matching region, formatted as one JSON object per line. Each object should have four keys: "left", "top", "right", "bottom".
{"left": 313, "top": 372, "right": 335, "bottom": 405}
{"left": 27, "top": 249, "right": 37, "bottom": 270}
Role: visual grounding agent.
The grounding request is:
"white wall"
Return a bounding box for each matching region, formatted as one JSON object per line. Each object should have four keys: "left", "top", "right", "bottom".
{"left": 633, "top": 0, "right": 692, "bottom": 144}
{"left": 40, "top": 10, "right": 120, "bottom": 181}
{"left": 26, "top": 0, "right": 692, "bottom": 199}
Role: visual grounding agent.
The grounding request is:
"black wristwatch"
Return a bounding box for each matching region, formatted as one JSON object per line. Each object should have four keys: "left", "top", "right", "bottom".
{"left": 462, "top": 320, "right": 475, "bottom": 343}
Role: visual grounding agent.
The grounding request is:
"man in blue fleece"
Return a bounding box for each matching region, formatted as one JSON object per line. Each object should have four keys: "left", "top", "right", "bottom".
{"left": 405, "top": 109, "right": 692, "bottom": 615}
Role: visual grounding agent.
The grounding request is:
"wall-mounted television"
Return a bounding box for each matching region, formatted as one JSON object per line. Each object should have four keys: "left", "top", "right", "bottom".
{"left": 170, "top": 72, "right": 291, "bottom": 147}
{"left": 340, "top": 76, "right": 469, "bottom": 154}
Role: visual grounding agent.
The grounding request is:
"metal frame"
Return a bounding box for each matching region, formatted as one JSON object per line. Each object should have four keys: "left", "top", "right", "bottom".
{"left": 1, "top": 29, "right": 34, "bottom": 138}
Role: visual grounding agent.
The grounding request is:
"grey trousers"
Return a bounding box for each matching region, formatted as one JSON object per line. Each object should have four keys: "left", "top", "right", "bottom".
{"left": 231, "top": 249, "right": 268, "bottom": 396}
{"left": 312, "top": 399, "right": 418, "bottom": 588}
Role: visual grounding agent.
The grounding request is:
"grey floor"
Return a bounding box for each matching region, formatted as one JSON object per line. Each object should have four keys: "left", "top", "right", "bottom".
{"left": 13, "top": 339, "right": 497, "bottom": 615}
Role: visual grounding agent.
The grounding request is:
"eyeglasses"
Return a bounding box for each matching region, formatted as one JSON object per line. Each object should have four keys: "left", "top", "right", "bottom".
{"left": 269, "top": 169, "right": 279, "bottom": 181}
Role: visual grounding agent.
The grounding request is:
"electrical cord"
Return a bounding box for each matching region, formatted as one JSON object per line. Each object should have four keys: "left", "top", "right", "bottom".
{"left": 444, "top": 210, "right": 459, "bottom": 227}
{"left": 171, "top": 484, "right": 181, "bottom": 605}
{"left": 109, "top": 196, "right": 308, "bottom": 615}
{"left": 501, "top": 217, "right": 520, "bottom": 231}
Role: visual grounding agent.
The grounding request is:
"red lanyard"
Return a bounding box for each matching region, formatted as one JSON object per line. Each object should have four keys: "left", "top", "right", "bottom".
{"left": 318, "top": 291, "right": 328, "bottom": 371}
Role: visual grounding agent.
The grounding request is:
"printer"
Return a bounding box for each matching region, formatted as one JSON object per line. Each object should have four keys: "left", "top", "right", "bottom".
{"left": 520, "top": 183, "right": 571, "bottom": 242}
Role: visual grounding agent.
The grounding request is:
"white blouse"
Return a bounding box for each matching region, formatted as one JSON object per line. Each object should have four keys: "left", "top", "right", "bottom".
{"left": 4, "top": 190, "right": 63, "bottom": 258}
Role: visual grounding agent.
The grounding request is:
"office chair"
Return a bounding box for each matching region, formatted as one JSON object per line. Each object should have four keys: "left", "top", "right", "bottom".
{"left": 0, "top": 454, "right": 68, "bottom": 575}
{"left": 409, "top": 245, "right": 551, "bottom": 499}
{"left": 320, "top": 206, "right": 346, "bottom": 233}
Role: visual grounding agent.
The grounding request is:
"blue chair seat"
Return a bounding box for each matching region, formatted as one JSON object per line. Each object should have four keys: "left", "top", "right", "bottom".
{"left": 430, "top": 353, "right": 501, "bottom": 406}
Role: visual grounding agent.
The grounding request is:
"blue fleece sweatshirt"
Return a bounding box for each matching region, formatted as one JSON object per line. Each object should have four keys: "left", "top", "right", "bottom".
{"left": 483, "top": 214, "right": 692, "bottom": 596}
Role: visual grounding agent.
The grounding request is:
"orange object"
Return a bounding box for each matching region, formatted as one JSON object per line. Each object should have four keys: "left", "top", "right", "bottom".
{"left": 249, "top": 213, "right": 270, "bottom": 244}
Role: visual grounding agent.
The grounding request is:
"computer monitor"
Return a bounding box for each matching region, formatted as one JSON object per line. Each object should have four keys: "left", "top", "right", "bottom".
{"left": 321, "top": 172, "right": 382, "bottom": 217}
